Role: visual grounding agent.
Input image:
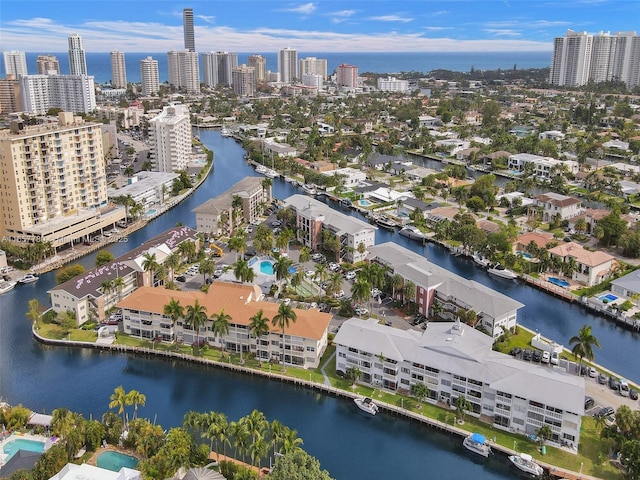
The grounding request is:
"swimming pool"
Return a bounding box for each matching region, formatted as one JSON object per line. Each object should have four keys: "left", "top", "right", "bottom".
{"left": 600, "top": 293, "right": 618, "bottom": 303}
{"left": 516, "top": 251, "right": 532, "bottom": 259}
{"left": 358, "top": 199, "right": 372, "bottom": 207}
{"left": 2, "top": 438, "right": 45, "bottom": 461}
{"left": 96, "top": 451, "right": 139, "bottom": 472}
{"left": 548, "top": 277, "right": 570, "bottom": 288}
{"left": 258, "top": 260, "right": 296, "bottom": 276}
{"left": 146, "top": 209, "right": 157, "bottom": 216}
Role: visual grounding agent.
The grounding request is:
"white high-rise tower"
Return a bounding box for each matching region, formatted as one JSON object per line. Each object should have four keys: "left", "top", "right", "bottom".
{"left": 68, "top": 34, "right": 87, "bottom": 76}
{"left": 278, "top": 47, "right": 298, "bottom": 84}
{"left": 110, "top": 51, "right": 127, "bottom": 88}
{"left": 3, "top": 51, "right": 28, "bottom": 76}
{"left": 140, "top": 56, "right": 159, "bottom": 96}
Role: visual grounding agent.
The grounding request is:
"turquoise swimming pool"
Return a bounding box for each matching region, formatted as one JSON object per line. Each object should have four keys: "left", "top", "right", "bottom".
{"left": 548, "top": 277, "right": 570, "bottom": 288}
{"left": 2, "top": 438, "right": 45, "bottom": 461}
{"left": 258, "top": 260, "right": 295, "bottom": 276}
{"left": 96, "top": 451, "right": 139, "bottom": 472}
{"left": 358, "top": 199, "right": 372, "bottom": 207}
{"left": 600, "top": 293, "right": 618, "bottom": 303}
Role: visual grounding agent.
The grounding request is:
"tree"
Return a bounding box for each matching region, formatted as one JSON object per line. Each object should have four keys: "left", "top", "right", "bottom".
{"left": 455, "top": 396, "right": 471, "bottom": 423}
{"left": 621, "top": 439, "right": 640, "bottom": 480}
{"left": 233, "top": 258, "right": 255, "bottom": 283}
{"left": 411, "top": 383, "right": 430, "bottom": 408}
{"left": 165, "top": 252, "right": 181, "bottom": 282}
{"left": 163, "top": 298, "right": 184, "bottom": 330}
{"left": 403, "top": 280, "right": 416, "bottom": 306}
{"left": 274, "top": 256, "right": 293, "bottom": 293}
{"left": 272, "top": 302, "right": 297, "bottom": 370}
{"left": 269, "top": 448, "right": 333, "bottom": 480}
{"left": 26, "top": 298, "right": 43, "bottom": 327}
{"left": 56, "top": 263, "right": 85, "bottom": 284}
{"left": 299, "top": 246, "right": 312, "bottom": 264}
{"left": 346, "top": 366, "right": 362, "bottom": 386}
{"left": 325, "top": 272, "right": 344, "bottom": 297}
{"left": 128, "top": 389, "right": 146, "bottom": 420}
{"left": 536, "top": 424, "right": 553, "bottom": 447}
{"left": 95, "top": 250, "right": 115, "bottom": 267}
{"left": 185, "top": 300, "right": 208, "bottom": 351}
{"left": 248, "top": 309, "right": 270, "bottom": 366}
{"left": 141, "top": 252, "right": 160, "bottom": 285}
{"left": 213, "top": 309, "right": 232, "bottom": 356}
{"left": 351, "top": 278, "right": 371, "bottom": 309}
{"left": 109, "top": 385, "right": 132, "bottom": 423}
{"left": 569, "top": 325, "right": 601, "bottom": 373}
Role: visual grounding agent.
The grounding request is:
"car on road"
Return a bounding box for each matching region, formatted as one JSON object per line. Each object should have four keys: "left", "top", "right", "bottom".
{"left": 344, "top": 271, "right": 356, "bottom": 280}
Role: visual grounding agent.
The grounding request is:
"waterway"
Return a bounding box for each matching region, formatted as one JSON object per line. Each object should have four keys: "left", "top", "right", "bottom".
{"left": 0, "top": 130, "right": 637, "bottom": 479}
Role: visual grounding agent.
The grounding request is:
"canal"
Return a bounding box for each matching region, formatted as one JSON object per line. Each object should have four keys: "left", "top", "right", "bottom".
{"left": 0, "top": 130, "right": 636, "bottom": 479}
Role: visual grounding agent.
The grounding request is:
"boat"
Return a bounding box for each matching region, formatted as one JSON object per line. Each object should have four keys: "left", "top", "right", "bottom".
{"left": 462, "top": 433, "right": 492, "bottom": 458}
{"left": 264, "top": 169, "right": 280, "bottom": 179}
{"left": 0, "top": 280, "right": 17, "bottom": 294}
{"left": 472, "top": 252, "right": 491, "bottom": 268}
{"left": 17, "top": 273, "right": 39, "bottom": 284}
{"left": 375, "top": 216, "right": 397, "bottom": 231}
{"left": 508, "top": 453, "right": 544, "bottom": 477}
{"left": 399, "top": 225, "right": 427, "bottom": 241}
{"left": 487, "top": 263, "right": 518, "bottom": 280}
{"left": 354, "top": 397, "right": 379, "bottom": 416}
{"left": 302, "top": 184, "right": 317, "bottom": 196}
{"left": 255, "top": 164, "right": 267, "bottom": 174}
{"left": 221, "top": 127, "right": 231, "bottom": 137}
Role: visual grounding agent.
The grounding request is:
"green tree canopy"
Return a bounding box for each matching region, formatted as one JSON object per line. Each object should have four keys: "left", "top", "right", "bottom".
{"left": 269, "top": 448, "right": 334, "bottom": 480}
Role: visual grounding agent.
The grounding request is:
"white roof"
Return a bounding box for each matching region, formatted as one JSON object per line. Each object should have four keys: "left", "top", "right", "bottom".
{"left": 48, "top": 463, "right": 140, "bottom": 480}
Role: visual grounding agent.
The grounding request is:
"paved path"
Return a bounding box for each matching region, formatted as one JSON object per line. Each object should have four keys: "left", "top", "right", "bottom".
{"left": 320, "top": 350, "right": 336, "bottom": 386}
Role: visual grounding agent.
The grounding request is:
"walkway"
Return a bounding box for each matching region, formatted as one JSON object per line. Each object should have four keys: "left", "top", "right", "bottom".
{"left": 320, "top": 350, "right": 335, "bottom": 386}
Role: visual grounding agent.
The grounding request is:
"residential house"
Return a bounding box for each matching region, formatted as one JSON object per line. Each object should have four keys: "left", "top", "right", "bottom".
{"left": 514, "top": 231, "right": 555, "bottom": 253}
{"left": 547, "top": 242, "right": 615, "bottom": 287}
{"left": 321, "top": 167, "right": 366, "bottom": 187}
{"left": 539, "top": 130, "right": 566, "bottom": 141}
{"left": 456, "top": 147, "right": 481, "bottom": 162}
{"left": 535, "top": 192, "right": 584, "bottom": 223}
{"left": 509, "top": 153, "right": 579, "bottom": 179}
{"left": 118, "top": 282, "right": 332, "bottom": 368}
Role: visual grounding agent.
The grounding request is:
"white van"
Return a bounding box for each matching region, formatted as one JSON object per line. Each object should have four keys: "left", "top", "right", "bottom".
{"left": 619, "top": 378, "right": 630, "bottom": 397}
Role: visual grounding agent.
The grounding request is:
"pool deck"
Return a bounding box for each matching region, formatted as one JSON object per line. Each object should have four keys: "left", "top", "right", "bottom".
{"left": 0, "top": 433, "right": 52, "bottom": 467}
{"left": 86, "top": 444, "right": 138, "bottom": 467}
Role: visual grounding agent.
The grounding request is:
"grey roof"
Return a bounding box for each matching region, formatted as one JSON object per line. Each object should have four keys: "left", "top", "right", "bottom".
{"left": 0, "top": 450, "right": 42, "bottom": 477}
{"left": 611, "top": 269, "right": 640, "bottom": 295}
{"left": 192, "top": 176, "right": 263, "bottom": 215}
{"left": 402, "top": 198, "right": 439, "bottom": 211}
{"left": 335, "top": 318, "right": 584, "bottom": 414}
{"left": 284, "top": 194, "right": 375, "bottom": 236}
{"left": 368, "top": 242, "right": 523, "bottom": 318}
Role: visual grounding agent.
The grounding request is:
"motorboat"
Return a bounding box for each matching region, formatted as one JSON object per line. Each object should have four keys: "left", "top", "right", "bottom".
{"left": 375, "top": 216, "right": 397, "bottom": 231}
{"left": 487, "top": 263, "right": 518, "bottom": 280}
{"left": 472, "top": 252, "right": 491, "bottom": 268}
{"left": 302, "top": 184, "right": 317, "bottom": 196}
{"left": 462, "top": 433, "right": 492, "bottom": 458}
{"left": 17, "top": 273, "right": 39, "bottom": 284}
{"left": 508, "top": 453, "right": 543, "bottom": 477}
{"left": 399, "top": 225, "right": 427, "bottom": 241}
{"left": 255, "top": 164, "right": 267, "bottom": 174}
{"left": 0, "top": 280, "right": 17, "bottom": 295}
{"left": 354, "top": 397, "right": 379, "bottom": 416}
{"left": 264, "top": 169, "right": 280, "bottom": 179}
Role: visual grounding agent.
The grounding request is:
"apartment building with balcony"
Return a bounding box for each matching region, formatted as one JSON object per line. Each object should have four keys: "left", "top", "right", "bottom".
{"left": 334, "top": 317, "right": 584, "bottom": 448}
{"left": 283, "top": 194, "right": 375, "bottom": 263}
{"left": 117, "top": 282, "right": 332, "bottom": 368}
{"left": 149, "top": 103, "right": 191, "bottom": 172}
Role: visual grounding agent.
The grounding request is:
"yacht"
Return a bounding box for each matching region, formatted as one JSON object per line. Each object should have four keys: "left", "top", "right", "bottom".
{"left": 0, "top": 280, "right": 17, "bottom": 295}
{"left": 462, "top": 433, "right": 492, "bottom": 458}
{"left": 354, "top": 397, "right": 379, "bottom": 416}
{"left": 17, "top": 273, "right": 39, "bottom": 284}
{"left": 264, "top": 169, "right": 280, "bottom": 179}
{"left": 399, "top": 225, "right": 427, "bottom": 241}
{"left": 508, "top": 453, "right": 543, "bottom": 477}
{"left": 302, "top": 184, "right": 317, "bottom": 196}
{"left": 472, "top": 252, "right": 491, "bottom": 268}
{"left": 375, "top": 216, "right": 397, "bottom": 231}
{"left": 487, "top": 263, "right": 518, "bottom": 280}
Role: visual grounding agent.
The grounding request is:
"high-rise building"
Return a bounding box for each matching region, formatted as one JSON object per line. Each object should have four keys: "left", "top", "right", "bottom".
{"left": 68, "top": 34, "right": 88, "bottom": 76}
{"left": 0, "top": 112, "right": 116, "bottom": 248}
{"left": 167, "top": 50, "right": 200, "bottom": 94}
{"left": 336, "top": 64, "right": 359, "bottom": 88}
{"left": 36, "top": 55, "right": 60, "bottom": 75}
{"left": 3, "top": 51, "right": 28, "bottom": 77}
{"left": 248, "top": 55, "right": 267, "bottom": 83}
{"left": 232, "top": 64, "right": 256, "bottom": 97}
{"left": 140, "top": 56, "right": 160, "bottom": 96}
{"left": 183, "top": 8, "right": 195, "bottom": 52}
{"left": 0, "top": 75, "right": 22, "bottom": 113}
{"left": 201, "top": 51, "right": 238, "bottom": 87}
{"left": 110, "top": 50, "right": 127, "bottom": 88}
{"left": 278, "top": 47, "right": 298, "bottom": 84}
{"left": 550, "top": 29, "right": 639, "bottom": 88}
{"left": 20, "top": 74, "right": 96, "bottom": 114}
{"left": 299, "top": 57, "right": 328, "bottom": 80}
{"left": 301, "top": 73, "right": 323, "bottom": 92}
{"left": 149, "top": 104, "right": 192, "bottom": 172}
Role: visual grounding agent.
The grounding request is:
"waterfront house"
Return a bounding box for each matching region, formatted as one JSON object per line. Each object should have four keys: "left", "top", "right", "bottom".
{"left": 547, "top": 242, "right": 615, "bottom": 287}
{"left": 321, "top": 167, "right": 366, "bottom": 187}
{"left": 117, "top": 282, "right": 332, "bottom": 368}
{"left": 514, "top": 231, "right": 555, "bottom": 253}
{"left": 334, "top": 317, "right": 584, "bottom": 448}
{"left": 508, "top": 153, "right": 579, "bottom": 179}
{"left": 367, "top": 243, "right": 523, "bottom": 338}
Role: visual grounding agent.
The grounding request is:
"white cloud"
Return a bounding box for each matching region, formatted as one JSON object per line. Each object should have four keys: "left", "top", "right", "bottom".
{"left": 483, "top": 29, "right": 521, "bottom": 37}
{"left": 280, "top": 3, "right": 317, "bottom": 15}
{"left": 424, "top": 26, "right": 453, "bottom": 31}
{"left": 368, "top": 15, "right": 413, "bottom": 23}
{"left": 197, "top": 15, "right": 216, "bottom": 24}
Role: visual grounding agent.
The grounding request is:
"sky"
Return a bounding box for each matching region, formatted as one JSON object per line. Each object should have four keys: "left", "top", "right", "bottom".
{"left": 1, "top": 0, "right": 638, "bottom": 53}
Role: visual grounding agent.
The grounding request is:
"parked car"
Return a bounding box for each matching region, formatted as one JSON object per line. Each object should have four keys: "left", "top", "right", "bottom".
{"left": 598, "top": 373, "right": 608, "bottom": 385}
{"left": 550, "top": 351, "right": 559, "bottom": 365}
{"left": 619, "top": 378, "right": 630, "bottom": 397}
{"left": 596, "top": 406, "right": 615, "bottom": 418}
{"left": 271, "top": 220, "right": 282, "bottom": 227}
{"left": 630, "top": 388, "right": 639, "bottom": 400}
{"left": 176, "top": 275, "right": 186, "bottom": 282}
{"left": 609, "top": 376, "right": 620, "bottom": 390}
{"left": 584, "top": 396, "right": 595, "bottom": 410}
{"left": 532, "top": 350, "right": 542, "bottom": 362}
{"left": 541, "top": 351, "right": 551, "bottom": 364}
{"left": 509, "top": 347, "right": 522, "bottom": 357}
{"left": 523, "top": 349, "right": 533, "bottom": 361}
{"left": 344, "top": 271, "right": 357, "bottom": 280}
{"left": 588, "top": 367, "right": 597, "bottom": 378}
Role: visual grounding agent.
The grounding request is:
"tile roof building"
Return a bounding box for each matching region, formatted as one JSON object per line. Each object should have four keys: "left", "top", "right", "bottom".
{"left": 547, "top": 241, "right": 615, "bottom": 287}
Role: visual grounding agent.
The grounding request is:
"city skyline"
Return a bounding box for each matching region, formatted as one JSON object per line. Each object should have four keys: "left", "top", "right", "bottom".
{"left": 2, "top": 1, "right": 639, "bottom": 53}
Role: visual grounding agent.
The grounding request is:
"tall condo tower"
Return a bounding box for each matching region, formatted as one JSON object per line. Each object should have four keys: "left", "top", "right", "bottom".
{"left": 3, "top": 51, "right": 28, "bottom": 76}
{"left": 336, "top": 64, "right": 359, "bottom": 88}
{"left": 110, "top": 50, "right": 127, "bottom": 88}
{"left": 201, "top": 51, "right": 238, "bottom": 87}
{"left": 149, "top": 104, "right": 192, "bottom": 172}
{"left": 37, "top": 55, "right": 60, "bottom": 75}
{"left": 278, "top": 47, "right": 298, "bottom": 84}
{"left": 167, "top": 50, "right": 200, "bottom": 94}
{"left": 183, "top": 8, "right": 195, "bottom": 52}
{"left": 140, "top": 56, "right": 159, "bottom": 96}
{"left": 248, "top": 55, "right": 267, "bottom": 82}
{"left": 68, "top": 34, "right": 87, "bottom": 76}
{"left": 232, "top": 65, "right": 256, "bottom": 97}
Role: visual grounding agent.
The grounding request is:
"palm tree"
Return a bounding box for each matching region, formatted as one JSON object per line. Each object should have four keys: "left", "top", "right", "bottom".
{"left": 389, "top": 274, "right": 403, "bottom": 302}
{"left": 141, "top": 252, "right": 159, "bottom": 286}
{"left": 351, "top": 278, "right": 371, "bottom": 310}
{"left": 326, "top": 272, "right": 344, "bottom": 297}
{"left": 109, "top": 385, "right": 131, "bottom": 423}
{"left": 271, "top": 303, "right": 297, "bottom": 371}
{"left": 274, "top": 256, "right": 293, "bottom": 294}
{"left": 128, "top": 390, "right": 146, "bottom": 420}
{"left": 346, "top": 366, "right": 362, "bottom": 387}
{"left": 184, "top": 300, "right": 208, "bottom": 352}
{"left": 230, "top": 420, "right": 250, "bottom": 463}
{"left": 213, "top": 309, "right": 232, "bottom": 357}
{"left": 313, "top": 263, "right": 328, "bottom": 286}
{"left": 163, "top": 298, "right": 184, "bottom": 330}
{"left": 536, "top": 424, "right": 553, "bottom": 447}
{"left": 233, "top": 258, "right": 255, "bottom": 283}
{"left": 101, "top": 279, "right": 115, "bottom": 304}
{"left": 26, "top": 298, "right": 43, "bottom": 327}
{"left": 298, "top": 246, "right": 312, "bottom": 264}
{"left": 165, "top": 252, "right": 181, "bottom": 281}
{"left": 281, "top": 428, "right": 303, "bottom": 454}
{"left": 569, "top": 325, "right": 601, "bottom": 373}
{"left": 248, "top": 309, "right": 270, "bottom": 366}
{"left": 455, "top": 396, "right": 471, "bottom": 423}
{"left": 113, "top": 276, "right": 125, "bottom": 302}
{"left": 403, "top": 280, "right": 416, "bottom": 307}
{"left": 229, "top": 233, "right": 247, "bottom": 262}
{"left": 411, "top": 382, "right": 430, "bottom": 408}
{"left": 218, "top": 211, "right": 230, "bottom": 236}
{"left": 200, "top": 258, "right": 216, "bottom": 283}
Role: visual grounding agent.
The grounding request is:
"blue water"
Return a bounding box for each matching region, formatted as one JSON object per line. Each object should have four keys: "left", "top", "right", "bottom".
{"left": 4, "top": 51, "right": 551, "bottom": 85}
{"left": 3, "top": 439, "right": 45, "bottom": 461}
{"left": 1, "top": 130, "right": 639, "bottom": 480}
{"left": 259, "top": 260, "right": 275, "bottom": 276}
{"left": 600, "top": 293, "right": 618, "bottom": 303}
{"left": 96, "top": 451, "right": 139, "bottom": 472}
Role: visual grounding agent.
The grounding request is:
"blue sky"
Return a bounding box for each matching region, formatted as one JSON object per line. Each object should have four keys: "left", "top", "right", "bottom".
{"left": 1, "top": 0, "right": 638, "bottom": 53}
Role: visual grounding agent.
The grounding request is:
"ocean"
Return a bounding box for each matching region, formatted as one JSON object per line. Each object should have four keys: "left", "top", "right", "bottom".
{"left": 10, "top": 51, "right": 551, "bottom": 85}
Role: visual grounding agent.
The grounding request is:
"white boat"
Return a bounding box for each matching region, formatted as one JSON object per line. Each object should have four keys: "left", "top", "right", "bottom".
{"left": 255, "top": 164, "right": 267, "bottom": 174}
{"left": 264, "top": 169, "right": 280, "bottom": 178}
{"left": 354, "top": 397, "right": 379, "bottom": 416}
{"left": 508, "top": 453, "right": 543, "bottom": 477}
{"left": 0, "top": 280, "right": 17, "bottom": 294}
{"left": 399, "top": 225, "right": 427, "bottom": 241}
{"left": 462, "top": 433, "right": 492, "bottom": 458}
{"left": 17, "top": 273, "right": 39, "bottom": 284}
{"left": 302, "top": 184, "right": 317, "bottom": 195}
{"left": 375, "top": 216, "right": 397, "bottom": 231}
{"left": 472, "top": 252, "right": 491, "bottom": 268}
{"left": 221, "top": 127, "right": 231, "bottom": 137}
{"left": 487, "top": 263, "right": 518, "bottom": 280}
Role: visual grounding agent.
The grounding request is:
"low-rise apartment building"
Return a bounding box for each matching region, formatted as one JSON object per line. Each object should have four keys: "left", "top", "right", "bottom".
{"left": 283, "top": 194, "right": 375, "bottom": 263}
{"left": 334, "top": 317, "right": 584, "bottom": 448}
{"left": 117, "top": 282, "right": 332, "bottom": 369}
